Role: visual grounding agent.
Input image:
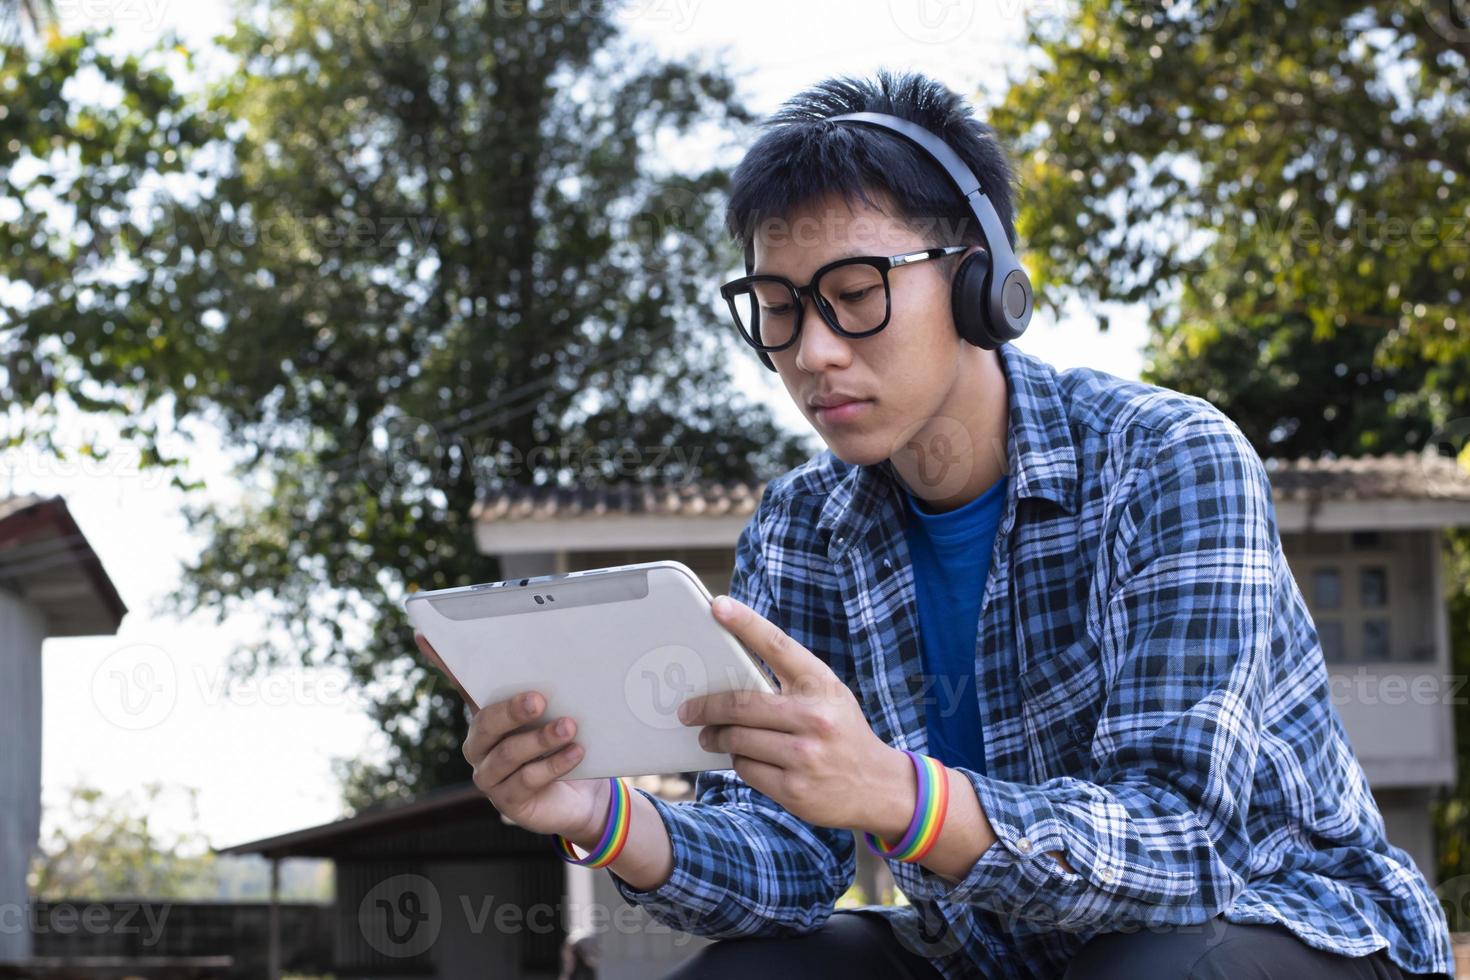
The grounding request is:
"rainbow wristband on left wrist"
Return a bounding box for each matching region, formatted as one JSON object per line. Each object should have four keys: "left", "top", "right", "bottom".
{"left": 554, "top": 777, "right": 631, "bottom": 869}
{"left": 863, "top": 749, "right": 949, "bottom": 863}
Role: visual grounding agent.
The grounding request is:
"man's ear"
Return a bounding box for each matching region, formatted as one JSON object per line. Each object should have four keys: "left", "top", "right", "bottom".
{"left": 942, "top": 244, "right": 982, "bottom": 283}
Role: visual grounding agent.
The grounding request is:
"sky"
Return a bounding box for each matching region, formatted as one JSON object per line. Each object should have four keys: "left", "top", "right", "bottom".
{"left": 11, "top": 0, "right": 1150, "bottom": 857}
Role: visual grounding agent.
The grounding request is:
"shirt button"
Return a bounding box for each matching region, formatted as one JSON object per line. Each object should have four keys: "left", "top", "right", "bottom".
{"left": 1099, "top": 868, "right": 1116, "bottom": 883}
{"left": 1016, "top": 837, "right": 1032, "bottom": 854}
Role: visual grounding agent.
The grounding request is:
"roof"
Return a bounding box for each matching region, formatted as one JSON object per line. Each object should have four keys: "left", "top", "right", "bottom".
{"left": 1265, "top": 453, "right": 1470, "bottom": 502}
{"left": 471, "top": 480, "right": 764, "bottom": 554}
{"left": 471, "top": 480, "right": 762, "bottom": 523}
{"left": 0, "top": 494, "right": 127, "bottom": 636}
{"left": 215, "top": 774, "right": 693, "bottom": 860}
{"left": 471, "top": 454, "right": 1470, "bottom": 531}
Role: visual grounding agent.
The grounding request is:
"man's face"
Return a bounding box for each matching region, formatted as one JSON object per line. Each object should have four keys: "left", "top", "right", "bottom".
{"left": 751, "top": 189, "right": 973, "bottom": 466}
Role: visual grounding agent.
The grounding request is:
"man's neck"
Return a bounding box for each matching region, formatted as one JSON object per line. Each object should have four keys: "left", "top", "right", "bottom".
{"left": 888, "top": 349, "right": 1009, "bottom": 514}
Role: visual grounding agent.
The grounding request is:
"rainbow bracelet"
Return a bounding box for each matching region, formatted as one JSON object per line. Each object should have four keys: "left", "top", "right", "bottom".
{"left": 554, "top": 777, "right": 631, "bottom": 868}
{"left": 862, "top": 750, "right": 950, "bottom": 863}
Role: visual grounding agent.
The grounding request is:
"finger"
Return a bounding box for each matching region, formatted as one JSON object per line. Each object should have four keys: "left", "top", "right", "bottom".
{"left": 681, "top": 688, "right": 800, "bottom": 732}
{"left": 483, "top": 737, "right": 587, "bottom": 808}
{"left": 415, "top": 633, "right": 480, "bottom": 711}
{"left": 463, "top": 690, "right": 546, "bottom": 764}
{"left": 728, "top": 753, "right": 786, "bottom": 800}
{"left": 700, "top": 724, "right": 800, "bottom": 767}
{"left": 478, "top": 713, "right": 580, "bottom": 787}
{"left": 711, "top": 595, "right": 830, "bottom": 692}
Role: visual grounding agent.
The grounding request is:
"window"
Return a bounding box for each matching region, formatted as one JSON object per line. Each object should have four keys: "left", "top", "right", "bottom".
{"left": 1313, "top": 569, "right": 1342, "bottom": 609}
{"left": 1288, "top": 534, "right": 1420, "bottom": 664}
{"left": 1360, "top": 567, "right": 1388, "bottom": 607}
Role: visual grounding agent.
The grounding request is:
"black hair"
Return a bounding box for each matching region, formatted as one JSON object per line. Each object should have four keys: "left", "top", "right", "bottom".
{"left": 724, "top": 68, "right": 1018, "bottom": 274}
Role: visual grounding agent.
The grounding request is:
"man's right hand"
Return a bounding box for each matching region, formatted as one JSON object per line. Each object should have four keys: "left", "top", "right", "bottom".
{"left": 414, "top": 632, "right": 612, "bottom": 842}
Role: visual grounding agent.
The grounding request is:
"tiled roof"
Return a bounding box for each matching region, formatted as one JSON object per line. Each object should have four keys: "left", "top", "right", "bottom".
{"left": 473, "top": 455, "right": 1470, "bottom": 522}
{"left": 471, "top": 480, "right": 763, "bottom": 522}
{"left": 1265, "top": 453, "right": 1470, "bottom": 502}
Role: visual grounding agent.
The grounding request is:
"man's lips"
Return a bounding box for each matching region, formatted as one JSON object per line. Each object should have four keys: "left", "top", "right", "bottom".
{"left": 807, "top": 391, "right": 869, "bottom": 409}
{"left": 812, "top": 398, "right": 873, "bottom": 423}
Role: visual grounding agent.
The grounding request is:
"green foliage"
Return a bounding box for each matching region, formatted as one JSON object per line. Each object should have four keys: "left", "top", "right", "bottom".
{"left": 2, "top": 3, "right": 809, "bottom": 810}
{"left": 29, "top": 782, "right": 218, "bottom": 900}
{"left": 995, "top": 0, "right": 1469, "bottom": 453}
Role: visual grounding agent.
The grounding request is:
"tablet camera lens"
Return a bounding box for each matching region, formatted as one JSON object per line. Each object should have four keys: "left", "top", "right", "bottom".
{"left": 534, "top": 595, "right": 545, "bottom": 605}
{"left": 546, "top": 594, "right": 555, "bottom": 602}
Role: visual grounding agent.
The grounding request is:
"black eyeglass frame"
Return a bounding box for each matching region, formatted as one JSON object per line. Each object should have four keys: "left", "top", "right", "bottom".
{"left": 718, "top": 245, "right": 968, "bottom": 353}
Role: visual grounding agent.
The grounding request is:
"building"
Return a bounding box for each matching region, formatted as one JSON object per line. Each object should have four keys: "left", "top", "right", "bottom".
{"left": 216, "top": 774, "right": 706, "bottom": 979}
{"left": 1268, "top": 453, "right": 1470, "bottom": 875}
{"left": 0, "top": 495, "right": 127, "bottom": 965}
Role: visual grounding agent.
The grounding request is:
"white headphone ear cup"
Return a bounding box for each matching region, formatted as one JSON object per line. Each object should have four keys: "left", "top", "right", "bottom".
{"left": 950, "top": 248, "right": 997, "bottom": 350}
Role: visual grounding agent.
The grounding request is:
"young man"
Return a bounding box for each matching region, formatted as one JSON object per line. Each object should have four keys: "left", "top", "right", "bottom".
{"left": 432, "top": 70, "right": 1455, "bottom": 978}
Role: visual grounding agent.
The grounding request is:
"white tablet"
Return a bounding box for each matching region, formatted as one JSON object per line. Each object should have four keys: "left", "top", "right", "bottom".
{"left": 403, "top": 559, "right": 777, "bottom": 780}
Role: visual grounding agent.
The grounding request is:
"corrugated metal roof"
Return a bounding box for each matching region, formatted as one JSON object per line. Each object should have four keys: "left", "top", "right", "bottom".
{"left": 0, "top": 494, "right": 127, "bottom": 635}
{"left": 0, "top": 494, "right": 46, "bottom": 523}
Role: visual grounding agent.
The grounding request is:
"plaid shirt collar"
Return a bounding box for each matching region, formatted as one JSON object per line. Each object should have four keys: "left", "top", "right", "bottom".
{"left": 816, "top": 341, "right": 1081, "bottom": 565}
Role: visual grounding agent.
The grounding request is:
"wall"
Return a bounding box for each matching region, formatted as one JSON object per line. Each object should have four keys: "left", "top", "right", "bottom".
{"left": 0, "top": 588, "right": 45, "bottom": 964}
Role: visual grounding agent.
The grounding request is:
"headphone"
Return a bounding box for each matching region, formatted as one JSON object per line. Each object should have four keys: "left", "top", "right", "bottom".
{"left": 742, "top": 111, "right": 1033, "bottom": 372}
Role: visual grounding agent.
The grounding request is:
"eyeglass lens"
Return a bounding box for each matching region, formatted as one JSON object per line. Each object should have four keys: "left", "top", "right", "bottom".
{"left": 730, "top": 264, "right": 888, "bottom": 348}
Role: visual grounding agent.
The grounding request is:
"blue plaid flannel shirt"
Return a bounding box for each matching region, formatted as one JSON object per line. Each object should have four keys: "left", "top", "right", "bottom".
{"left": 608, "top": 342, "right": 1455, "bottom": 979}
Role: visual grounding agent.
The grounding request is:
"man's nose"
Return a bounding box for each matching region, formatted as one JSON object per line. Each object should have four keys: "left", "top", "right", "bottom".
{"left": 794, "top": 294, "right": 853, "bottom": 373}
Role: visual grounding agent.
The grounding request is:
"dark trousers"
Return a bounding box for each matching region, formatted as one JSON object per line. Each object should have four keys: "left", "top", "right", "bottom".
{"left": 657, "top": 909, "right": 1447, "bottom": 979}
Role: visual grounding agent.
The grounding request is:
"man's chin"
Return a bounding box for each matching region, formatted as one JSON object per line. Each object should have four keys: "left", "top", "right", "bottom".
{"left": 819, "top": 433, "right": 892, "bottom": 469}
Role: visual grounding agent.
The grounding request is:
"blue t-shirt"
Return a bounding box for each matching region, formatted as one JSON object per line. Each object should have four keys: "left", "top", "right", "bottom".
{"left": 900, "top": 474, "right": 1008, "bottom": 775}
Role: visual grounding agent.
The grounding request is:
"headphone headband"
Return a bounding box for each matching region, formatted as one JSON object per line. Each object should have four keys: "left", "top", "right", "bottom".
{"left": 827, "top": 111, "right": 1032, "bottom": 338}
{"left": 739, "top": 110, "right": 1033, "bottom": 369}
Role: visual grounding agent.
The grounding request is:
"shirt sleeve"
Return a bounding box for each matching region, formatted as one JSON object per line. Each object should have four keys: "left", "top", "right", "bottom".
{"left": 606, "top": 487, "right": 857, "bottom": 938}
{"left": 903, "top": 413, "right": 1274, "bottom": 933}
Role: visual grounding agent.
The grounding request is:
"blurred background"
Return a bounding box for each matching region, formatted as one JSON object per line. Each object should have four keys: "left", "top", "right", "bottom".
{"left": 1, "top": 0, "right": 1468, "bottom": 976}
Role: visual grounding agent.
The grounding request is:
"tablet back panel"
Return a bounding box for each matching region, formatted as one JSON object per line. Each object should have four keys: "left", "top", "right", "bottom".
{"left": 404, "top": 561, "right": 775, "bottom": 780}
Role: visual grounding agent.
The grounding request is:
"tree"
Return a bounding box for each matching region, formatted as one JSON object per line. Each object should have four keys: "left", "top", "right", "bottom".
{"left": 995, "top": 0, "right": 1470, "bottom": 882}
{"left": 994, "top": 0, "right": 1469, "bottom": 452}
{"left": 29, "top": 782, "right": 218, "bottom": 900}
{"left": 1, "top": 3, "right": 808, "bottom": 810}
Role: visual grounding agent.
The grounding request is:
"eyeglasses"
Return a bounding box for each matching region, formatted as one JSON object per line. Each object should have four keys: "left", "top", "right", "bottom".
{"left": 719, "top": 245, "right": 967, "bottom": 353}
